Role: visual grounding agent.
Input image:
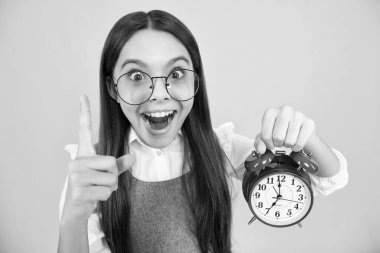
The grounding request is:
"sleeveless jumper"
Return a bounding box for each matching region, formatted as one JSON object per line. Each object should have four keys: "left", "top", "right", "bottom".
{"left": 127, "top": 170, "right": 202, "bottom": 252}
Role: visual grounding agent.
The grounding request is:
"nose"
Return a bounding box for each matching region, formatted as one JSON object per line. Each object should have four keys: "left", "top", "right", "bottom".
{"left": 150, "top": 77, "right": 170, "bottom": 101}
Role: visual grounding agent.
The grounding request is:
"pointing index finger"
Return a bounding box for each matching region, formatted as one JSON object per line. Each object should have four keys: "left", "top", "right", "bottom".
{"left": 77, "top": 95, "right": 96, "bottom": 157}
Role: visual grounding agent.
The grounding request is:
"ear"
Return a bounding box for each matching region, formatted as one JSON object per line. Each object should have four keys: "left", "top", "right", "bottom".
{"left": 106, "top": 76, "right": 119, "bottom": 103}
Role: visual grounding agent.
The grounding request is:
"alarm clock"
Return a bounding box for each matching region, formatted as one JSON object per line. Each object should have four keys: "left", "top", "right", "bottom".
{"left": 242, "top": 149, "right": 319, "bottom": 227}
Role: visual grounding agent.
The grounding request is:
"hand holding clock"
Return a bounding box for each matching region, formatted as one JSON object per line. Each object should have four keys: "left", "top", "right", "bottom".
{"left": 254, "top": 106, "right": 316, "bottom": 155}
{"left": 243, "top": 106, "right": 341, "bottom": 226}
{"left": 253, "top": 105, "right": 340, "bottom": 178}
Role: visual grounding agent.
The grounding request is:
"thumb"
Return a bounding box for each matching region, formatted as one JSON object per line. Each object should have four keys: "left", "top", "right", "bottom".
{"left": 254, "top": 133, "right": 267, "bottom": 155}
{"left": 116, "top": 154, "right": 136, "bottom": 176}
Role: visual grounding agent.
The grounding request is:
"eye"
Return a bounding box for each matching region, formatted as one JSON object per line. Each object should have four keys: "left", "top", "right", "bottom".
{"left": 169, "top": 69, "right": 185, "bottom": 79}
{"left": 127, "top": 70, "right": 146, "bottom": 81}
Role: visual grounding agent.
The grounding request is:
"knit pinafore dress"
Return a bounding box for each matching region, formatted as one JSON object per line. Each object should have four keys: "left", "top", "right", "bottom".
{"left": 126, "top": 170, "right": 201, "bottom": 252}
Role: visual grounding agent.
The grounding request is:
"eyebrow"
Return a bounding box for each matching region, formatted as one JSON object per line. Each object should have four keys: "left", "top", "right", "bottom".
{"left": 120, "top": 56, "right": 190, "bottom": 70}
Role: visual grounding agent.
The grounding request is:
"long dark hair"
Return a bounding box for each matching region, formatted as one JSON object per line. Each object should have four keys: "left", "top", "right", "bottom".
{"left": 97, "top": 10, "right": 232, "bottom": 253}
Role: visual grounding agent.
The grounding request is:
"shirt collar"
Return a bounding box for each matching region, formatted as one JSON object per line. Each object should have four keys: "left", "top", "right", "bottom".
{"left": 128, "top": 127, "right": 183, "bottom": 148}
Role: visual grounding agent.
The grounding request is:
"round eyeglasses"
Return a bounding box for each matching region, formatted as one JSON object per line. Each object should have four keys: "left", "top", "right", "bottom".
{"left": 112, "top": 68, "right": 200, "bottom": 105}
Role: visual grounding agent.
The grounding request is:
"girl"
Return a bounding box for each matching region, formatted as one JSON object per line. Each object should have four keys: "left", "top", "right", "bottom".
{"left": 58, "top": 10, "right": 348, "bottom": 253}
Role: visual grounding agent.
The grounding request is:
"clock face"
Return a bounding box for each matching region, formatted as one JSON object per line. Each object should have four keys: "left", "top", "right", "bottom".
{"left": 249, "top": 171, "right": 313, "bottom": 227}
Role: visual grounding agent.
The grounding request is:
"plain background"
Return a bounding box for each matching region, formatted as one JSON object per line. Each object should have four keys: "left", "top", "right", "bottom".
{"left": 0, "top": 0, "right": 379, "bottom": 252}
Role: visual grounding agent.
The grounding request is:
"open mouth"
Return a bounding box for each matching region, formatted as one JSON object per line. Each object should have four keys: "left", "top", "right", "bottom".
{"left": 142, "top": 110, "right": 176, "bottom": 131}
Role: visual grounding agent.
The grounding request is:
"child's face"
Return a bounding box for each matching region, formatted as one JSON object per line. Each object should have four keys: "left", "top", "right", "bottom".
{"left": 113, "top": 29, "right": 194, "bottom": 149}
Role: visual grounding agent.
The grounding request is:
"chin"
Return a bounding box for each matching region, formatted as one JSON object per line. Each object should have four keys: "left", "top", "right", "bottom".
{"left": 144, "top": 133, "right": 176, "bottom": 149}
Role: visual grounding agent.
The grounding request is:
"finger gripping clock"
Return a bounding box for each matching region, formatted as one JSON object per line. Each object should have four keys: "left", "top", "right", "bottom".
{"left": 242, "top": 149, "right": 319, "bottom": 227}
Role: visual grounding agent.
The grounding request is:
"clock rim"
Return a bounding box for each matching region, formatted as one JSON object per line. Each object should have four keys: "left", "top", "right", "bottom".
{"left": 248, "top": 168, "right": 314, "bottom": 228}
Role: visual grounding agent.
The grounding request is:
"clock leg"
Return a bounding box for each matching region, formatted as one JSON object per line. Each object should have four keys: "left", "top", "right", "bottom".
{"left": 248, "top": 216, "right": 257, "bottom": 225}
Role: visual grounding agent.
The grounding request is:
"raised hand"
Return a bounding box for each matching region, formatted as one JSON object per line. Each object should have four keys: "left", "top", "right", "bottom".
{"left": 254, "top": 106, "right": 316, "bottom": 154}
{"left": 61, "top": 95, "right": 135, "bottom": 223}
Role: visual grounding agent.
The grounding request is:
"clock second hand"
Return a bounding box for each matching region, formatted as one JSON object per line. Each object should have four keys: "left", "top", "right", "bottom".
{"left": 272, "top": 197, "right": 303, "bottom": 204}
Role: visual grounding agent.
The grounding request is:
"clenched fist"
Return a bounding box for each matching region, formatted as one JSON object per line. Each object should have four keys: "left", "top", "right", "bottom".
{"left": 254, "top": 105, "right": 316, "bottom": 154}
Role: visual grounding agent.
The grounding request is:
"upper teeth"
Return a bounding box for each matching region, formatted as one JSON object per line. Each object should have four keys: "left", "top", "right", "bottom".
{"left": 144, "top": 111, "right": 174, "bottom": 118}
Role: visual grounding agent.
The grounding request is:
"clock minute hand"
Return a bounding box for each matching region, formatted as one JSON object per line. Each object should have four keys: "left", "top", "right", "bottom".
{"left": 265, "top": 199, "right": 279, "bottom": 214}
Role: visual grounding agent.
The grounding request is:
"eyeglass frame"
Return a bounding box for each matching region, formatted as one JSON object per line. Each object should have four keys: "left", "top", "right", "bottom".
{"left": 110, "top": 68, "right": 200, "bottom": 105}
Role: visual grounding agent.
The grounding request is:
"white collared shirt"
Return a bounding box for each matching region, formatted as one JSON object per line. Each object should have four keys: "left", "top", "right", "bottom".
{"left": 127, "top": 127, "right": 189, "bottom": 182}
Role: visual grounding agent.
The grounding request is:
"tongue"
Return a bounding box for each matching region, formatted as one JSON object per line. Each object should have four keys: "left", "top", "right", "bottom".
{"left": 150, "top": 120, "right": 169, "bottom": 130}
{"left": 148, "top": 115, "right": 170, "bottom": 130}
{"left": 149, "top": 115, "right": 169, "bottom": 123}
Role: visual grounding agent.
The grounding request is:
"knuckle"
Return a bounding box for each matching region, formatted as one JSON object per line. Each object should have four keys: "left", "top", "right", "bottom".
{"left": 99, "top": 188, "right": 112, "bottom": 201}
{"left": 294, "top": 111, "right": 305, "bottom": 120}
{"left": 110, "top": 174, "right": 118, "bottom": 186}
{"left": 305, "top": 118, "right": 316, "bottom": 129}
{"left": 69, "top": 171, "right": 80, "bottom": 185}
{"left": 106, "top": 156, "right": 117, "bottom": 165}
{"left": 263, "top": 107, "right": 276, "bottom": 119}
{"left": 106, "top": 156, "right": 118, "bottom": 173}
{"left": 71, "top": 188, "right": 84, "bottom": 202}
{"left": 282, "top": 105, "right": 293, "bottom": 113}
{"left": 67, "top": 160, "right": 78, "bottom": 173}
{"left": 74, "top": 156, "right": 86, "bottom": 166}
{"left": 278, "top": 106, "right": 293, "bottom": 120}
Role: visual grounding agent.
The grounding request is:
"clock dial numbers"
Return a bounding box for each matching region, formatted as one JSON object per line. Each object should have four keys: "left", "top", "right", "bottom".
{"left": 250, "top": 172, "right": 312, "bottom": 226}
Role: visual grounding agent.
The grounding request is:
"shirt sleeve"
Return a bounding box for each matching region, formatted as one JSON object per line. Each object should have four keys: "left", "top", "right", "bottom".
{"left": 59, "top": 144, "right": 111, "bottom": 253}
{"left": 213, "top": 122, "right": 349, "bottom": 196}
{"left": 309, "top": 148, "right": 349, "bottom": 196}
{"left": 214, "top": 122, "right": 255, "bottom": 178}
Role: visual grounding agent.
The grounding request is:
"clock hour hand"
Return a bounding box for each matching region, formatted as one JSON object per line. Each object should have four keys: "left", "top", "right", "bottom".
{"left": 273, "top": 186, "right": 279, "bottom": 196}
